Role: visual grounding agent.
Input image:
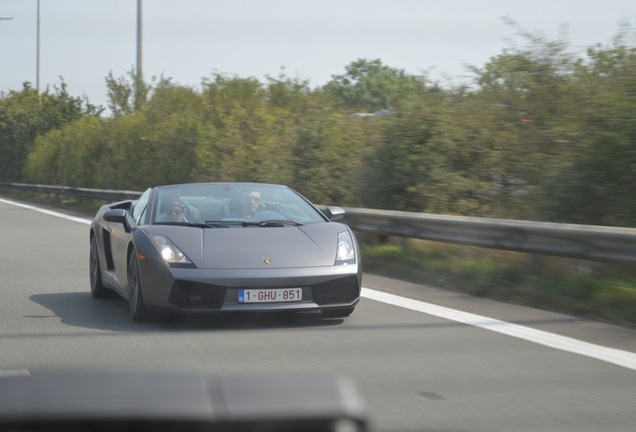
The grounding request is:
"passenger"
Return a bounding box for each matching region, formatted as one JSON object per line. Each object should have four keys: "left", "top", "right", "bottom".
{"left": 166, "top": 200, "right": 188, "bottom": 222}
{"left": 158, "top": 194, "right": 189, "bottom": 223}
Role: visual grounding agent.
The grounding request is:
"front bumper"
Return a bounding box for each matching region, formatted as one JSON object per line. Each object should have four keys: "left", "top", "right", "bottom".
{"left": 139, "top": 262, "right": 361, "bottom": 313}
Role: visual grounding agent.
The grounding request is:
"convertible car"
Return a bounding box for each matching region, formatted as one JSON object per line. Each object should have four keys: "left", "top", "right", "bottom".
{"left": 89, "top": 182, "right": 361, "bottom": 322}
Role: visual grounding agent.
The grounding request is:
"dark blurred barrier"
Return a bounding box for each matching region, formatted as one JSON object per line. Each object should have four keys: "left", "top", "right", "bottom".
{"left": 3, "top": 182, "right": 636, "bottom": 263}
{"left": 0, "top": 371, "right": 368, "bottom": 432}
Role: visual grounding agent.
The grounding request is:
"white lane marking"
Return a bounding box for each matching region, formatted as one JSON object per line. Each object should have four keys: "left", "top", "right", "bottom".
{"left": 0, "top": 369, "right": 30, "bottom": 377}
{"left": 362, "top": 287, "right": 636, "bottom": 371}
{"left": 0, "top": 198, "right": 91, "bottom": 225}
{"left": 3, "top": 198, "right": 635, "bottom": 371}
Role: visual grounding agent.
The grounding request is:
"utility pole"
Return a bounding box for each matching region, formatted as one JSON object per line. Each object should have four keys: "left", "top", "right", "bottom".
{"left": 136, "top": 0, "right": 143, "bottom": 80}
{"left": 36, "top": 0, "right": 40, "bottom": 91}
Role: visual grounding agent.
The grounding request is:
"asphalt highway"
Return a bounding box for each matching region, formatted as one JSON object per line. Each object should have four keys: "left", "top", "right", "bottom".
{"left": 1, "top": 197, "right": 635, "bottom": 432}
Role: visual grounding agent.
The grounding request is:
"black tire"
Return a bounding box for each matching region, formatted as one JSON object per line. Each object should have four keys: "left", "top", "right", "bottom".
{"left": 321, "top": 307, "right": 355, "bottom": 319}
{"left": 89, "top": 237, "right": 109, "bottom": 298}
{"left": 128, "top": 250, "right": 151, "bottom": 322}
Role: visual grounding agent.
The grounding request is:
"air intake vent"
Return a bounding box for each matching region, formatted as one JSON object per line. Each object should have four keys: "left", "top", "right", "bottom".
{"left": 312, "top": 276, "right": 360, "bottom": 306}
{"left": 168, "top": 281, "right": 226, "bottom": 310}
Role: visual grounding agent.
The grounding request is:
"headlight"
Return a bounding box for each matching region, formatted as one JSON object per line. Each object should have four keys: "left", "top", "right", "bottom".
{"left": 335, "top": 230, "right": 356, "bottom": 265}
{"left": 149, "top": 235, "right": 192, "bottom": 265}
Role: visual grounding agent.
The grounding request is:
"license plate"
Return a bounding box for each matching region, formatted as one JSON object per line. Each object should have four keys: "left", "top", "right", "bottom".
{"left": 238, "top": 288, "right": 302, "bottom": 304}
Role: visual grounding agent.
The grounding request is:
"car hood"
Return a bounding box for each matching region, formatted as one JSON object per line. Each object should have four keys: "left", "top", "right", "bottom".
{"left": 144, "top": 223, "right": 348, "bottom": 269}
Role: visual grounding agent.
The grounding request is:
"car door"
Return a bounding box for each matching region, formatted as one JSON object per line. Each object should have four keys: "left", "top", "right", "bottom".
{"left": 109, "top": 189, "right": 150, "bottom": 292}
{"left": 107, "top": 213, "right": 132, "bottom": 291}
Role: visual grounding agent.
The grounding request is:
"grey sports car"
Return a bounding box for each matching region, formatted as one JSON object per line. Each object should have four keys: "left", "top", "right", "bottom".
{"left": 89, "top": 182, "right": 361, "bottom": 322}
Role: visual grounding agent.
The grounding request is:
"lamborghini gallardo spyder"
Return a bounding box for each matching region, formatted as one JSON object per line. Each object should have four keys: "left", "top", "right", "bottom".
{"left": 89, "top": 182, "right": 361, "bottom": 322}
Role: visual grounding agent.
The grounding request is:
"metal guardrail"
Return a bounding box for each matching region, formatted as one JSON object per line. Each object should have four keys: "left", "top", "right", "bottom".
{"left": 2, "top": 182, "right": 636, "bottom": 263}
{"left": 339, "top": 208, "right": 636, "bottom": 263}
{"left": 0, "top": 182, "right": 140, "bottom": 202}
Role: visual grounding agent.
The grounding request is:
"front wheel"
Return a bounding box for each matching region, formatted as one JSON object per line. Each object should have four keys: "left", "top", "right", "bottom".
{"left": 128, "top": 250, "right": 151, "bottom": 322}
{"left": 89, "top": 237, "right": 109, "bottom": 298}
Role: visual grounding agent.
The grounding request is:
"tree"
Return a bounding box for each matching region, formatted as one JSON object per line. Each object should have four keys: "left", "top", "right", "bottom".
{"left": 465, "top": 24, "right": 581, "bottom": 219}
{"left": 105, "top": 69, "right": 151, "bottom": 116}
{"left": 360, "top": 93, "right": 444, "bottom": 212}
{"left": 323, "top": 59, "right": 426, "bottom": 111}
{"left": 25, "top": 116, "right": 105, "bottom": 187}
{"left": 538, "top": 42, "right": 636, "bottom": 226}
{"left": 0, "top": 81, "right": 98, "bottom": 182}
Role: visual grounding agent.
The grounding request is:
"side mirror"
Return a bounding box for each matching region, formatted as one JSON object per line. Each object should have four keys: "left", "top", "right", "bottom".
{"left": 324, "top": 206, "right": 346, "bottom": 221}
{"left": 103, "top": 209, "right": 129, "bottom": 231}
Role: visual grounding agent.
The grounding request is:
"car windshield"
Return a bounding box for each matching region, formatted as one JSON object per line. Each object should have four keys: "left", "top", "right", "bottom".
{"left": 152, "top": 183, "right": 326, "bottom": 226}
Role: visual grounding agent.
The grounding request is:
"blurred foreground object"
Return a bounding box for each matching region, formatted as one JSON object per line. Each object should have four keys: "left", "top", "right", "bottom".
{"left": 0, "top": 371, "right": 368, "bottom": 432}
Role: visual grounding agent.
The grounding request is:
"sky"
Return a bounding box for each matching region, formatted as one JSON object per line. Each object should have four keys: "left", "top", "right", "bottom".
{"left": 1, "top": 0, "right": 635, "bottom": 109}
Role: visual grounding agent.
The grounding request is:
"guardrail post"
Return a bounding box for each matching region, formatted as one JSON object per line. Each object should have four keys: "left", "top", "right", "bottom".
{"left": 399, "top": 237, "right": 411, "bottom": 252}
{"left": 528, "top": 254, "right": 543, "bottom": 274}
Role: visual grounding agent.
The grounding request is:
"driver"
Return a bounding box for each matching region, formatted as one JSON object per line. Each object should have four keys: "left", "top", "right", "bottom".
{"left": 241, "top": 190, "right": 264, "bottom": 219}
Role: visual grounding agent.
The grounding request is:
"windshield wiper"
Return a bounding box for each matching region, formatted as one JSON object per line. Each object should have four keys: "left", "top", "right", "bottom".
{"left": 243, "top": 220, "right": 304, "bottom": 227}
{"left": 154, "top": 221, "right": 229, "bottom": 228}
{"left": 205, "top": 220, "right": 245, "bottom": 227}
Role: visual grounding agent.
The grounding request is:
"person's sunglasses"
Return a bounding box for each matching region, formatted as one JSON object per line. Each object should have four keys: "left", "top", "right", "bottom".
{"left": 170, "top": 208, "right": 184, "bottom": 217}
{"left": 244, "top": 197, "right": 260, "bottom": 203}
